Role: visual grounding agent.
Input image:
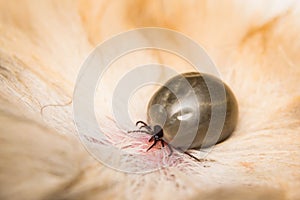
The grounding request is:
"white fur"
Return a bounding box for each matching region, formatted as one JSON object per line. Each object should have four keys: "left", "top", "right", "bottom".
{"left": 0, "top": 1, "right": 300, "bottom": 199}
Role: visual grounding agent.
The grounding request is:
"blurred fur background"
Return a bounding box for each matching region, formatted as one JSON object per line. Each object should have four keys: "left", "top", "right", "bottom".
{"left": 0, "top": 1, "right": 300, "bottom": 199}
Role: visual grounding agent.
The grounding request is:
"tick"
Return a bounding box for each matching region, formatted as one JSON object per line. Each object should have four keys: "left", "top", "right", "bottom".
{"left": 129, "top": 72, "right": 238, "bottom": 161}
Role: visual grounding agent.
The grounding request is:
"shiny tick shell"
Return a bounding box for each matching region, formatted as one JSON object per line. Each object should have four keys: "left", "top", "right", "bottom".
{"left": 147, "top": 72, "right": 238, "bottom": 150}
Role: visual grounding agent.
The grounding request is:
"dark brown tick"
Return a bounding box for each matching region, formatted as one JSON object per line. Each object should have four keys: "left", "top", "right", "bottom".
{"left": 128, "top": 72, "right": 239, "bottom": 161}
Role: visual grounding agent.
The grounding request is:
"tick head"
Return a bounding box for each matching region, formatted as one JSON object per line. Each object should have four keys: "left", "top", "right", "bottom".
{"left": 153, "top": 125, "right": 163, "bottom": 138}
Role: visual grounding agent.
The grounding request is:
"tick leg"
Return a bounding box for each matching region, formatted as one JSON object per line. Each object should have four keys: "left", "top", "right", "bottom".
{"left": 161, "top": 140, "right": 173, "bottom": 156}
{"left": 176, "top": 148, "right": 201, "bottom": 162}
{"left": 146, "top": 140, "right": 157, "bottom": 152}
{"left": 148, "top": 135, "right": 154, "bottom": 142}
{"left": 139, "top": 125, "right": 152, "bottom": 132}
{"left": 136, "top": 121, "right": 148, "bottom": 127}
{"left": 166, "top": 142, "right": 173, "bottom": 156}
{"left": 184, "top": 151, "right": 201, "bottom": 162}
{"left": 127, "top": 130, "right": 151, "bottom": 135}
{"left": 160, "top": 140, "right": 164, "bottom": 147}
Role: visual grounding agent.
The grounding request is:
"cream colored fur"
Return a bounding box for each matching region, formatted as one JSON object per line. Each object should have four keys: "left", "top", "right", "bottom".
{"left": 0, "top": 1, "right": 300, "bottom": 199}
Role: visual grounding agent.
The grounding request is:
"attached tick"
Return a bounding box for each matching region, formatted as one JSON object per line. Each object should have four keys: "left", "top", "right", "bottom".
{"left": 128, "top": 72, "right": 239, "bottom": 161}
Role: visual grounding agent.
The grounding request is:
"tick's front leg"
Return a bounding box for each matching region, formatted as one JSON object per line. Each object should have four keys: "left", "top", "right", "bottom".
{"left": 146, "top": 140, "right": 157, "bottom": 152}
{"left": 136, "top": 121, "right": 148, "bottom": 127}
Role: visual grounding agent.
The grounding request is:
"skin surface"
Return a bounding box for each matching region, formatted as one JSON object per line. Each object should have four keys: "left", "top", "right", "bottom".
{"left": 0, "top": 1, "right": 300, "bottom": 200}
{"left": 148, "top": 72, "right": 238, "bottom": 149}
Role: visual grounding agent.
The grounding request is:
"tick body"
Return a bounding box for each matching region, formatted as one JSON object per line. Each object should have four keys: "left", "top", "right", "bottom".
{"left": 129, "top": 72, "right": 238, "bottom": 159}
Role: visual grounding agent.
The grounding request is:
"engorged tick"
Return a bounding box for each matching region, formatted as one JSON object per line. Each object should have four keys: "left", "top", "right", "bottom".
{"left": 127, "top": 72, "right": 238, "bottom": 162}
